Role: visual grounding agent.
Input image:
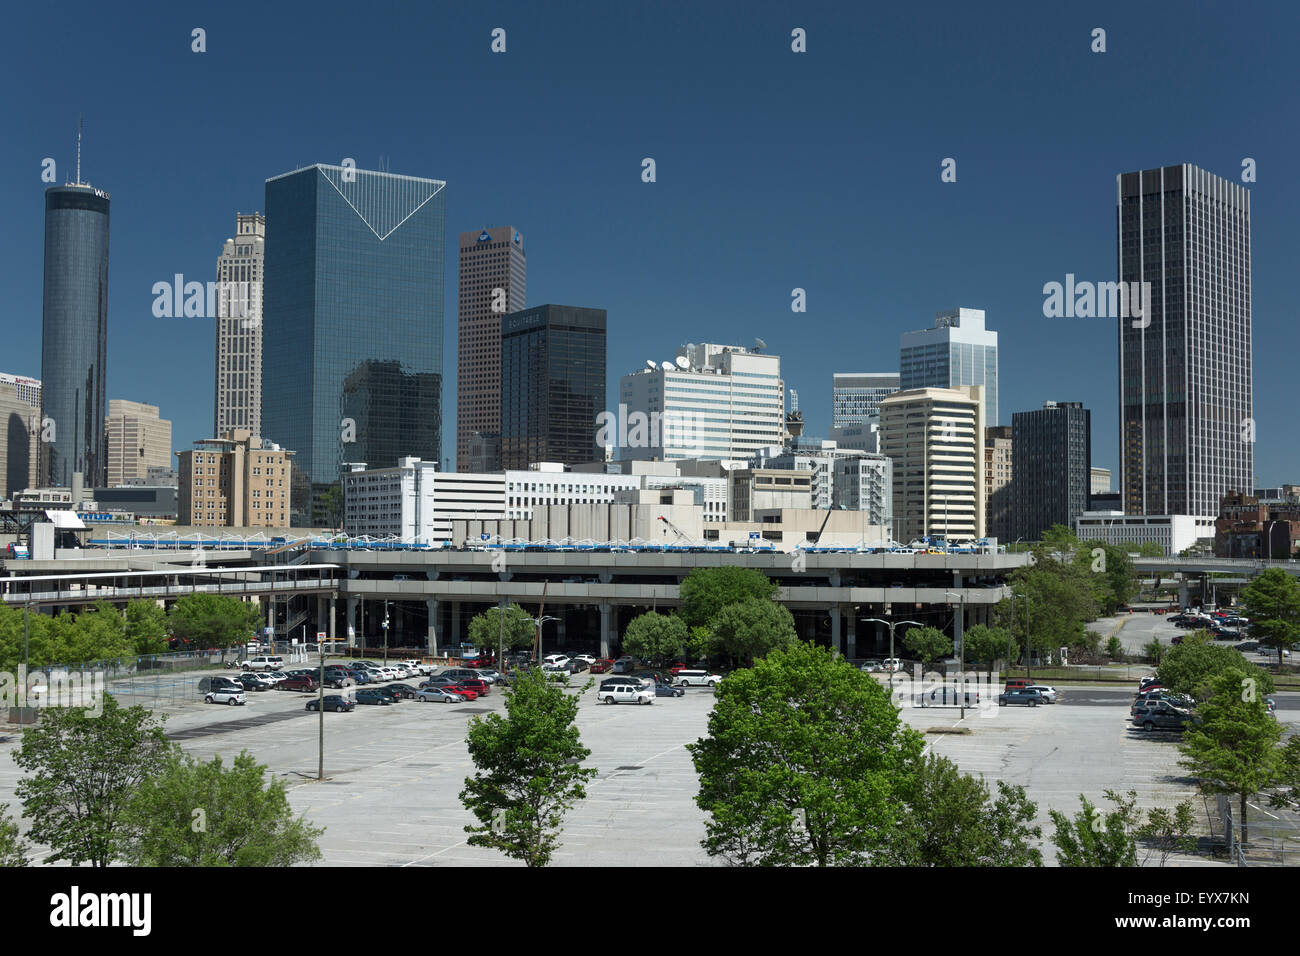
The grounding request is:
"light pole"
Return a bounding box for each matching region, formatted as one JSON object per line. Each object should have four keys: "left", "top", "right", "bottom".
{"left": 382, "top": 600, "right": 390, "bottom": 663}
{"left": 860, "top": 616, "right": 923, "bottom": 692}
{"left": 21, "top": 601, "right": 30, "bottom": 728}
{"left": 532, "top": 615, "right": 558, "bottom": 663}
{"left": 945, "top": 591, "right": 967, "bottom": 719}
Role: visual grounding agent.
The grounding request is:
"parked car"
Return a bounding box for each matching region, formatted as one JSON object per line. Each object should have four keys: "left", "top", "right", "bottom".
{"left": 401, "top": 659, "right": 434, "bottom": 676}
{"left": 654, "top": 681, "right": 685, "bottom": 698}
{"left": 673, "top": 670, "right": 723, "bottom": 688}
{"left": 543, "top": 654, "right": 571, "bottom": 669}
{"left": 416, "top": 686, "right": 465, "bottom": 703}
{"left": 859, "top": 660, "right": 883, "bottom": 672}
{"left": 322, "top": 668, "right": 356, "bottom": 689}
{"left": 568, "top": 659, "right": 590, "bottom": 673}
{"left": 455, "top": 678, "right": 490, "bottom": 697}
{"left": 307, "top": 695, "right": 355, "bottom": 712}
{"left": 1132, "top": 700, "right": 1196, "bottom": 731}
{"left": 1024, "top": 685, "right": 1059, "bottom": 703}
{"left": 880, "top": 658, "right": 906, "bottom": 673}
{"left": 199, "top": 675, "right": 244, "bottom": 693}
{"left": 540, "top": 665, "right": 571, "bottom": 683}
{"left": 239, "top": 655, "right": 285, "bottom": 672}
{"left": 236, "top": 673, "right": 274, "bottom": 692}
{"left": 598, "top": 681, "right": 655, "bottom": 705}
{"left": 204, "top": 687, "right": 247, "bottom": 706}
{"left": 589, "top": 659, "right": 614, "bottom": 674}
{"left": 612, "top": 656, "right": 636, "bottom": 674}
{"left": 370, "top": 687, "right": 403, "bottom": 703}
{"left": 420, "top": 676, "right": 462, "bottom": 689}
{"left": 473, "top": 669, "right": 502, "bottom": 684}
{"left": 383, "top": 683, "right": 419, "bottom": 699}
{"left": 354, "top": 689, "right": 394, "bottom": 705}
{"left": 997, "top": 688, "right": 1045, "bottom": 707}
{"left": 276, "top": 675, "right": 319, "bottom": 692}
{"left": 441, "top": 668, "right": 487, "bottom": 683}
{"left": 446, "top": 683, "right": 480, "bottom": 700}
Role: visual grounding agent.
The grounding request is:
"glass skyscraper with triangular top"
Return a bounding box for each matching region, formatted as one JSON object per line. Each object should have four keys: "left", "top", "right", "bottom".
{"left": 262, "top": 164, "right": 446, "bottom": 513}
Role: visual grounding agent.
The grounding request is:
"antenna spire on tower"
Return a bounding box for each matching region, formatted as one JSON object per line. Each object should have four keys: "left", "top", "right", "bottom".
{"left": 75, "top": 114, "right": 83, "bottom": 185}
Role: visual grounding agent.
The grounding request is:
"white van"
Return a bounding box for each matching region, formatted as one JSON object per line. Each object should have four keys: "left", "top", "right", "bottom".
{"left": 672, "top": 670, "right": 722, "bottom": 688}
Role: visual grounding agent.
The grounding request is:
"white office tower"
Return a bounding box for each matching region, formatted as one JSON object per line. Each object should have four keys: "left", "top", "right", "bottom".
{"left": 899, "top": 308, "right": 999, "bottom": 426}
{"left": 831, "top": 373, "right": 900, "bottom": 427}
{"left": 832, "top": 454, "right": 893, "bottom": 528}
{"left": 618, "top": 343, "right": 784, "bottom": 461}
{"left": 342, "top": 459, "right": 505, "bottom": 544}
{"left": 879, "top": 386, "right": 986, "bottom": 544}
{"left": 214, "top": 213, "right": 265, "bottom": 436}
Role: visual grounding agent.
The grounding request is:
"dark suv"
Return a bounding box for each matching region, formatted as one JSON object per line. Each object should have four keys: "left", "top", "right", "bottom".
{"left": 997, "top": 688, "right": 1045, "bottom": 707}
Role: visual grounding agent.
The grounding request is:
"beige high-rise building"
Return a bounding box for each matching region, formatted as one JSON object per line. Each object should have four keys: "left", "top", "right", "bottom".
{"left": 214, "top": 213, "right": 265, "bottom": 437}
{"left": 880, "top": 386, "right": 986, "bottom": 544}
{"left": 984, "top": 425, "right": 1013, "bottom": 542}
{"left": 105, "top": 400, "right": 172, "bottom": 487}
{"left": 0, "top": 379, "right": 40, "bottom": 499}
{"left": 456, "top": 226, "right": 525, "bottom": 471}
{"left": 177, "top": 428, "right": 292, "bottom": 527}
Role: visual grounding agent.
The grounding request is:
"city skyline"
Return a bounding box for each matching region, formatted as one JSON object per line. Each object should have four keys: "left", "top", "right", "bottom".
{"left": 3, "top": 3, "right": 1297, "bottom": 488}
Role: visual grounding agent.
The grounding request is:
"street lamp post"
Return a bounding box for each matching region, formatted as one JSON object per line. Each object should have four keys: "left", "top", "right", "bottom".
{"left": 945, "top": 591, "right": 967, "bottom": 719}
{"left": 860, "top": 616, "right": 923, "bottom": 692}
{"left": 382, "top": 600, "right": 390, "bottom": 663}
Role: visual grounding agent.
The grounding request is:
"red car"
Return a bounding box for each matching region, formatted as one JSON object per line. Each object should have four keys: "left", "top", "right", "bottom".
{"left": 446, "top": 684, "right": 479, "bottom": 700}
{"left": 276, "top": 675, "right": 319, "bottom": 692}
{"left": 455, "top": 679, "right": 490, "bottom": 697}
{"left": 589, "top": 659, "right": 614, "bottom": 674}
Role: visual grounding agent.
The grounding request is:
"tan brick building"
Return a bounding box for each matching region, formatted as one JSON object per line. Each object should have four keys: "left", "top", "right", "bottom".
{"left": 177, "top": 429, "right": 292, "bottom": 527}
{"left": 106, "top": 399, "right": 172, "bottom": 487}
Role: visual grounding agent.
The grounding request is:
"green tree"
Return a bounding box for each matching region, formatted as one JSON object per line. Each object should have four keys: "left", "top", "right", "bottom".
{"left": 710, "top": 598, "right": 797, "bottom": 667}
{"left": 1143, "top": 638, "right": 1164, "bottom": 665}
{"left": 13, "top": 696, "right": 171, "bottom": 867}
{"left": 121, "top": 750, "right": 323, "bottom": 866}
{"left": 1050, "top": 790, "right": 1140, "bottom": 866}
{"left": 169, "top": 593, "right": 261, "bottom": 654}
{"left": 1267, "top": 736, "right": 1300, "bottom": 813}
{"left": 1179, "top": 668, "right": 1286, "bottom": 844}
{"left": 1240, "top": 568, "right": 1300, "bottom": 666}
{"left": 901, "top": 626, "right": 952, "bottom": 668}
{"left": 1106, "top": 635, "right": 1124, "bottom": 662}
{"left": 125, "top": 599, "right": 169, "bottom": 655}
{"left": 885, "top": 754, "right": 1042, "bottom": 866}
{"left": 961, "top": 624, "right": 1011, "bottom": 669}
{"left": 1156, "top": 640, "right": 1273, "bottom": 700}
{"left": 467, "top": 604, "right": 536, "bottom": 656}
{"left": 318, "top": 485, "right": 343, "bottom": 529}
{"left": 998, "top": 550, "right": 1100, "bottom": 673}
{"left": 1076, "top": 540, "right": 1137, "bottom": 614}
{"left": 620, "top": 611, "right": 687, "bottom": 667}
{"left": 1138, "top": 541, "right": 1165, "bottom": 557}
{"left": 0, "top": 803, "right": 28, "bottom": 867}
{"left": 678, "top": 566, "right": 777, "bottom": 630}
{"left": 459, "top": 667, "right": 596, "bottom": 866}
{"left": 1042, "top": 524, "right": 1081, "bottom": 553}
{"left": 688, "top": 641, "right": 924, "bottom": 866}
{"left": 1135, "top": 801, "right": 1199, "bottom": 867}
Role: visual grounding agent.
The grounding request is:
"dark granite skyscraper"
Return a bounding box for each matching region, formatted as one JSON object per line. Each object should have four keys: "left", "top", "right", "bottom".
{"left": 1012, "top": 402, "right": 1090, "bottom": 541}
{"left": 500, "top": 305, "right": 606, "bottom": 470}
{"left": 262, "top": 164, "right": 446, "bottom": 498}
{"left": 1118, "top": 165, "right": 1252, "bottom": 517}
{"left": 41, "top": 181, "right": 110, "bottom": 488}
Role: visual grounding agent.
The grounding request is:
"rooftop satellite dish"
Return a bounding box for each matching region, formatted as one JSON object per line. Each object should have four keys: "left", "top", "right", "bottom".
{"left": 645, "top": 359, "right": 658, "bottom": 370}
{"left": 754, "top": 337, "right": 767, "bottom": 351}
{"left": 660, "top": 361, "right": 674, "bottom": 371}
{"left": 674, "top": 355, "right": 690, "bottom": 369}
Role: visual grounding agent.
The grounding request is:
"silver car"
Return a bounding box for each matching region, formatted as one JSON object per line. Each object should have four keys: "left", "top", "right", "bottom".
{"left": 1025, "top": 684, "right": 1059, "bottom": 703}
{"left": 415, "top": 686, "right": 464, "bottom": 703}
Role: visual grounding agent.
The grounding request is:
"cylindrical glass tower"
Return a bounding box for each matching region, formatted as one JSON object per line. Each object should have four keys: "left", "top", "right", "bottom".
{"left": 41, "top": 184, "right": 110, "bottom": 488}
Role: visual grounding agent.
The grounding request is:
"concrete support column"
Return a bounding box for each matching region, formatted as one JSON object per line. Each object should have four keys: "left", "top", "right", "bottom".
{"left": 830, "top": 605, "right": 841, "bottom": 656}
{"left": 599, "top": 602, "right": 613, "bottom": 658}
{"left": 557, "top": 613, "right": 567, "bottom": 649}
{"left": 426, "top": 598, "right": 439, "bottom": 656}
{"left": 451, "top": 601, "right": 462, "bottom": 647}
{"left": 316, "top": 597, "right": 325, "bottom": 642}
{"left": 846, "top": 612, "right": 857, "bottom": 659}
{"left": 345, "top": 596, "right": 357, "bottom": 648}
{"left": 329, "top": 595, "right": 336, "bottom": 643}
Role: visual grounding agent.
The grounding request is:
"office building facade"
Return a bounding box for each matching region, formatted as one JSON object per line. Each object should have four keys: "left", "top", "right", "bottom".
{"left": 831, "top": 373, "right": 900, "bottom": 427}
{"left": 500, "top": 305, "right": 606, "bottom": 470}
{"left": 262, "top": 164, "right": 446, "bottom": 496}
{"left": 1, "top": 380, "right": 40, "bottom": 499}
{"left": 41, "top": 183, "right": 111, "bottom": 488}
{"left": 984, "top": 425, "right": 1013, "bottom": 542}
{"left": 900, "top": 308, "right": 998, "bottom": 425}
{"left": 105, "top": 399, "right": 172, "bottom": 487}
{"left": 1118, "top": 164, "right": 1252, "bottom": 518}
{"left": 214, "top": 213, "right": 265, "bottom": 436}
{"left": 880, "top": 386, "right": 986, "bottom": 543}
{"left": 619, "top": 344, "right": 784, "bottom": 461}
{"left": 1012, "top": 401, "right": 1091, "bottom": 541}
{"left": 832, "top": 454, "right": 893, "bottom": 529}
{"left": 177, "top": 429, "right": 292, "bottom": 527}
{"left": 457, "top": 226, "right": 525, "bottom": 471}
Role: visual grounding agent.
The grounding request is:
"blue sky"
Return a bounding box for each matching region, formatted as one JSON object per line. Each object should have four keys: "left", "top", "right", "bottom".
{"left": 2, "top": 0, "right": 1297, "bottom": 482}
